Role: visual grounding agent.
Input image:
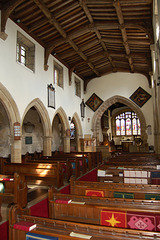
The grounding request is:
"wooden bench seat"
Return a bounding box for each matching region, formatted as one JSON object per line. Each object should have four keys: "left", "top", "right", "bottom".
{"left": 70, "top": 177, "right": 160, "bottom": 200}
{"left": 0, "top": 173, "right": 27, "bottom": 222}
{"left": 107, "top": 153, "right": 160, "bottom": 168}
{"left": 9, "top": 204, "right": 160, "bottom": 240}
{"left": 48, "top": 190, "right": 160, "bottom": 214}
{"left": 1, "top": 162, "right": 64, "bottom": 188}
{"left": 24, "top": 151, "right": 103, "bottom": 171}
{"left": 49, "top": 195, "right": 160, "bottom": 231}
{"left": 97, "top": 167, "right": 160, "bottom": 184}
{"left": 26, "top": 156, "right": 87, "bottom": 180}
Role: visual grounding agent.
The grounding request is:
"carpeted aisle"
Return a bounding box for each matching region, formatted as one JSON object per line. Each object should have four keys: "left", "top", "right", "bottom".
{"left": 30, "top": 197, "right": 49, "bottom": 218}
{"left": 0, "top": 221, "right": 9, "bottom": 240}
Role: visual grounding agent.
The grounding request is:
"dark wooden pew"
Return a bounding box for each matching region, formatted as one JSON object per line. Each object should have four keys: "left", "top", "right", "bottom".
{"left": 9, "top": 204, "right": 160, "bottom": 240}
{"left": 70, "top": 176, "right": 160, "bottom": 200}
{"left": 0, "top": 172, "right": 27, "bottom": 221}
{"left": 1, "top": 161, "right": 64, "bottom": 188}
{"left": 22, "top": 151, "right": 101, "bottom": 181}
{"left": 27, "top": 156, "right": 86, "bottom": 180}
{"left": 24, "top": 151, "right": 103, "bottom": 171}
{"left": 48, "top": 190, "right": 160, "bottom": 217}
{"left": 49, "top": 194, "right": 160, "bottom": 231}
{"left": 52, "top": 151, "right": 103, "bottom": 168}
{"left": 97, "top": 167, "right": 160, "bottom": 184}
{"left": 107, "top": 152, "right": 160, "bottom": 168}
{"left": 22, "top": 155, "right": 86, "bottom": 181}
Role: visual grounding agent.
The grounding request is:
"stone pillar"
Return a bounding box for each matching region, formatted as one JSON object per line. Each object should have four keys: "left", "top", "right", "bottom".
{"left": 11, "top": 139, "right": 22, "bottom": 163}
{"left": 77, "top": 134, "right": 83, "bottom": 152}
{"left": 64, "top": 136, "right": 70, "bottom": 152}
{"left": 43, "top": 136, "right": 52, "bottom": 156}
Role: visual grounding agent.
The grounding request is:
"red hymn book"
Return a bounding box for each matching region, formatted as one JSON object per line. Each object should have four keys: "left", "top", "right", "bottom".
{"left": 13, "top": 221, "right": 37, "bottom": 231}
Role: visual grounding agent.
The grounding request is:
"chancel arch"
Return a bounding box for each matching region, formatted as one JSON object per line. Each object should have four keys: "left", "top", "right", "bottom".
{"left": 0, "top": 83, "right": 21, "bottom": 162}
{"left": 92, "top": 95, "right": 148, "bottom": 150}
{"left": 22, "top": 98, "right": 52, "bottom": 156}
{"left": 52, "top": 107, "right": 70, "bottom": 152}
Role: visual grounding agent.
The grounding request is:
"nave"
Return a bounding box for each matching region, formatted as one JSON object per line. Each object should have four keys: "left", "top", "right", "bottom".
{"left": 1, "top": 151, "right": 160, "bottom": 240}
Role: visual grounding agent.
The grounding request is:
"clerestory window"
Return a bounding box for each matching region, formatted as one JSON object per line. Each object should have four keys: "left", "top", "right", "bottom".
{"left": 54, "top": 61, "right": 63, "bottom": 88}
{"left": 75, "top": 77, "right": 81, "bottom": 98}
{"left": 16, "top": 31, "right": 35, "bottom": 72}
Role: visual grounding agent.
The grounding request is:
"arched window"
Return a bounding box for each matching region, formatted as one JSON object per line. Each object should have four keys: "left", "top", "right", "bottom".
{"left": 70, "top": 122, "right": 75, "bottom": 139}
{"left": 115, "top": 111, "right": 141, "bottom": 136}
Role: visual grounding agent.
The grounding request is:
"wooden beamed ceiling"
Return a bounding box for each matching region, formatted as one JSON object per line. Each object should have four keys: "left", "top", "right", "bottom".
{"left": 0, "top": 0, "right": 153, "bottom": 91}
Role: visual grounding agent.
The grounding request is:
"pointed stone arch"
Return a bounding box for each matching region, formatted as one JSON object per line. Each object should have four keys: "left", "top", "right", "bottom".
{"left": 0, "top": 83, "right": 21, "bottom": 162}
{"left": 22, "top": 98, "right": 52, "bottom": 155}
{"left": 92, "top": 95, "right": 147, "bottom": 145}
{"left": 72, "top": 112, "right": 83, "bottom": 151}
{"left": 53, "top": 106, "right": 70, "bottom": 130}
{"left": 52, "top": 107, "right": 70, "bottom": 152}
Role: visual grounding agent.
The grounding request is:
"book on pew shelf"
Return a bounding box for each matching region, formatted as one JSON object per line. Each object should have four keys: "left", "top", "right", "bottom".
{"left": 70, "top": 201, "right": 85, "bottom": 205}
{"left": 98, "top": 169, "right": 106, "bottom": 176}
{"left": 105, "top": 174, "right": 113, "bottom": 177}
{"left": 135, "top": 171, "right": 141, "bottom": 178}
{"left": 124, "top": 178, "right": 130, "bottom": 184}
{"left": 142, "top": 178, "right": 148, "bottom": 184}
{"left": 129, "top": 178, "right": 136, "bottom": 184}
{"left": 0, "top": 178, "right": 14, "bottom": 181}
{"left": 142, "top": 171, "right": 147, "bottom": 178}
{"left": 135, "top": 178, "right": 142, "bottom": 184}
{"left": 26, "top": 232, "right": 58, "bottom": 240}
{"left": 130, "top": 170, "right": 136, "bottom": 177}
{"left": 119, "top": 172, "right": 123, "bottom": 177}
{"left": 70, "top": 232, "right": 92, "bottom": 239}
{"left": 13, "top": 221, "right": 37, "bottom": 231}
{"left": 55, "top": 199, "right": 72, "bottom": 204}
{"left": 124, "top": 170, "right": 130, "bottom": 177}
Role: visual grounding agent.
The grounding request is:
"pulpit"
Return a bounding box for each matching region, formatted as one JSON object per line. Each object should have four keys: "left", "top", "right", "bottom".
{"left": 80, "top": 138, "right": 96, "bottom": 152}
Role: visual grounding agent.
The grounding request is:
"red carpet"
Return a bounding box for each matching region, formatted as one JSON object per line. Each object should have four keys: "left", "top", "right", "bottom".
{"left": 0, "top": 221, "right": 9, "bottom": 240}
{"left": 30, "top": 197, "right": 49, "bottom": 218}
{"left": 60, "top": 184, "right": 70, "bottom": 194}
{"left": 60, "top": 168, "right": 98, "bottom": 194}
{"left": 79, "top": 168, "right": 97, "bottom": 181}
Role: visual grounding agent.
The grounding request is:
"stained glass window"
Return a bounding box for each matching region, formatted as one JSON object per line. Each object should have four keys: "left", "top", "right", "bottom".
{"left": 115, "top": 111, "right": 141, "bottom": 136}
{"left": 70, "top": 122, "right": 75, "bottom": 139}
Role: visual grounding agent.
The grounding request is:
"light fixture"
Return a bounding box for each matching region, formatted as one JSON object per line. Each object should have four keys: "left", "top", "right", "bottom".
{"left": 16, "top": 19, "right": 21, "bottom": 23}
{"left": 80, "top": 99, "right": 86, "bottom": 121}
{"left": 68, "top": 116, "right": 72, "bottom": 123}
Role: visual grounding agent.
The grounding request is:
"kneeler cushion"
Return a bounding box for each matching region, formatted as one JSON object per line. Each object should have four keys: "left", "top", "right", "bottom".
{"left": 101, "top": 209, "right": 127, "bottom": 228}
{"left": 145, "top": 193, "right": 160, "bottom": 200}
{"left": 156, "top": 215, "right": 160, "bottom": 232}
{"left": 127, "top": 211, "right": 156, "bottom": 231}
{"left": 85, "top": 189, "right": 104, "bottom": 197}
{"left": 114, "top": 192, "right": 134, "bottom": 199}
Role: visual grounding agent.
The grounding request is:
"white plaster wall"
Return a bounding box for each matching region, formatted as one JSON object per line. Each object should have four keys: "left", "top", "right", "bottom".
{"left": 0, "top": 16, "right": 85, "bottom": 131}
{"left": 0, "top": 14, "right": 155, "bottom": 147}
{"left": 83, "top": 73, "right": 154, "bottom": 147}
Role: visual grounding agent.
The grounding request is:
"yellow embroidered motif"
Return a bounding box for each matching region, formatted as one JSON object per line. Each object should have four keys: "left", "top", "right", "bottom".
{"left": 105, "top": 213, "right": 121, "bottom": 227}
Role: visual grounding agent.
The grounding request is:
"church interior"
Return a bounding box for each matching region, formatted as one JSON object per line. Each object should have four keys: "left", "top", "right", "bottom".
{"left": 1, "top": 0, "right": 160, "bottom": 240}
